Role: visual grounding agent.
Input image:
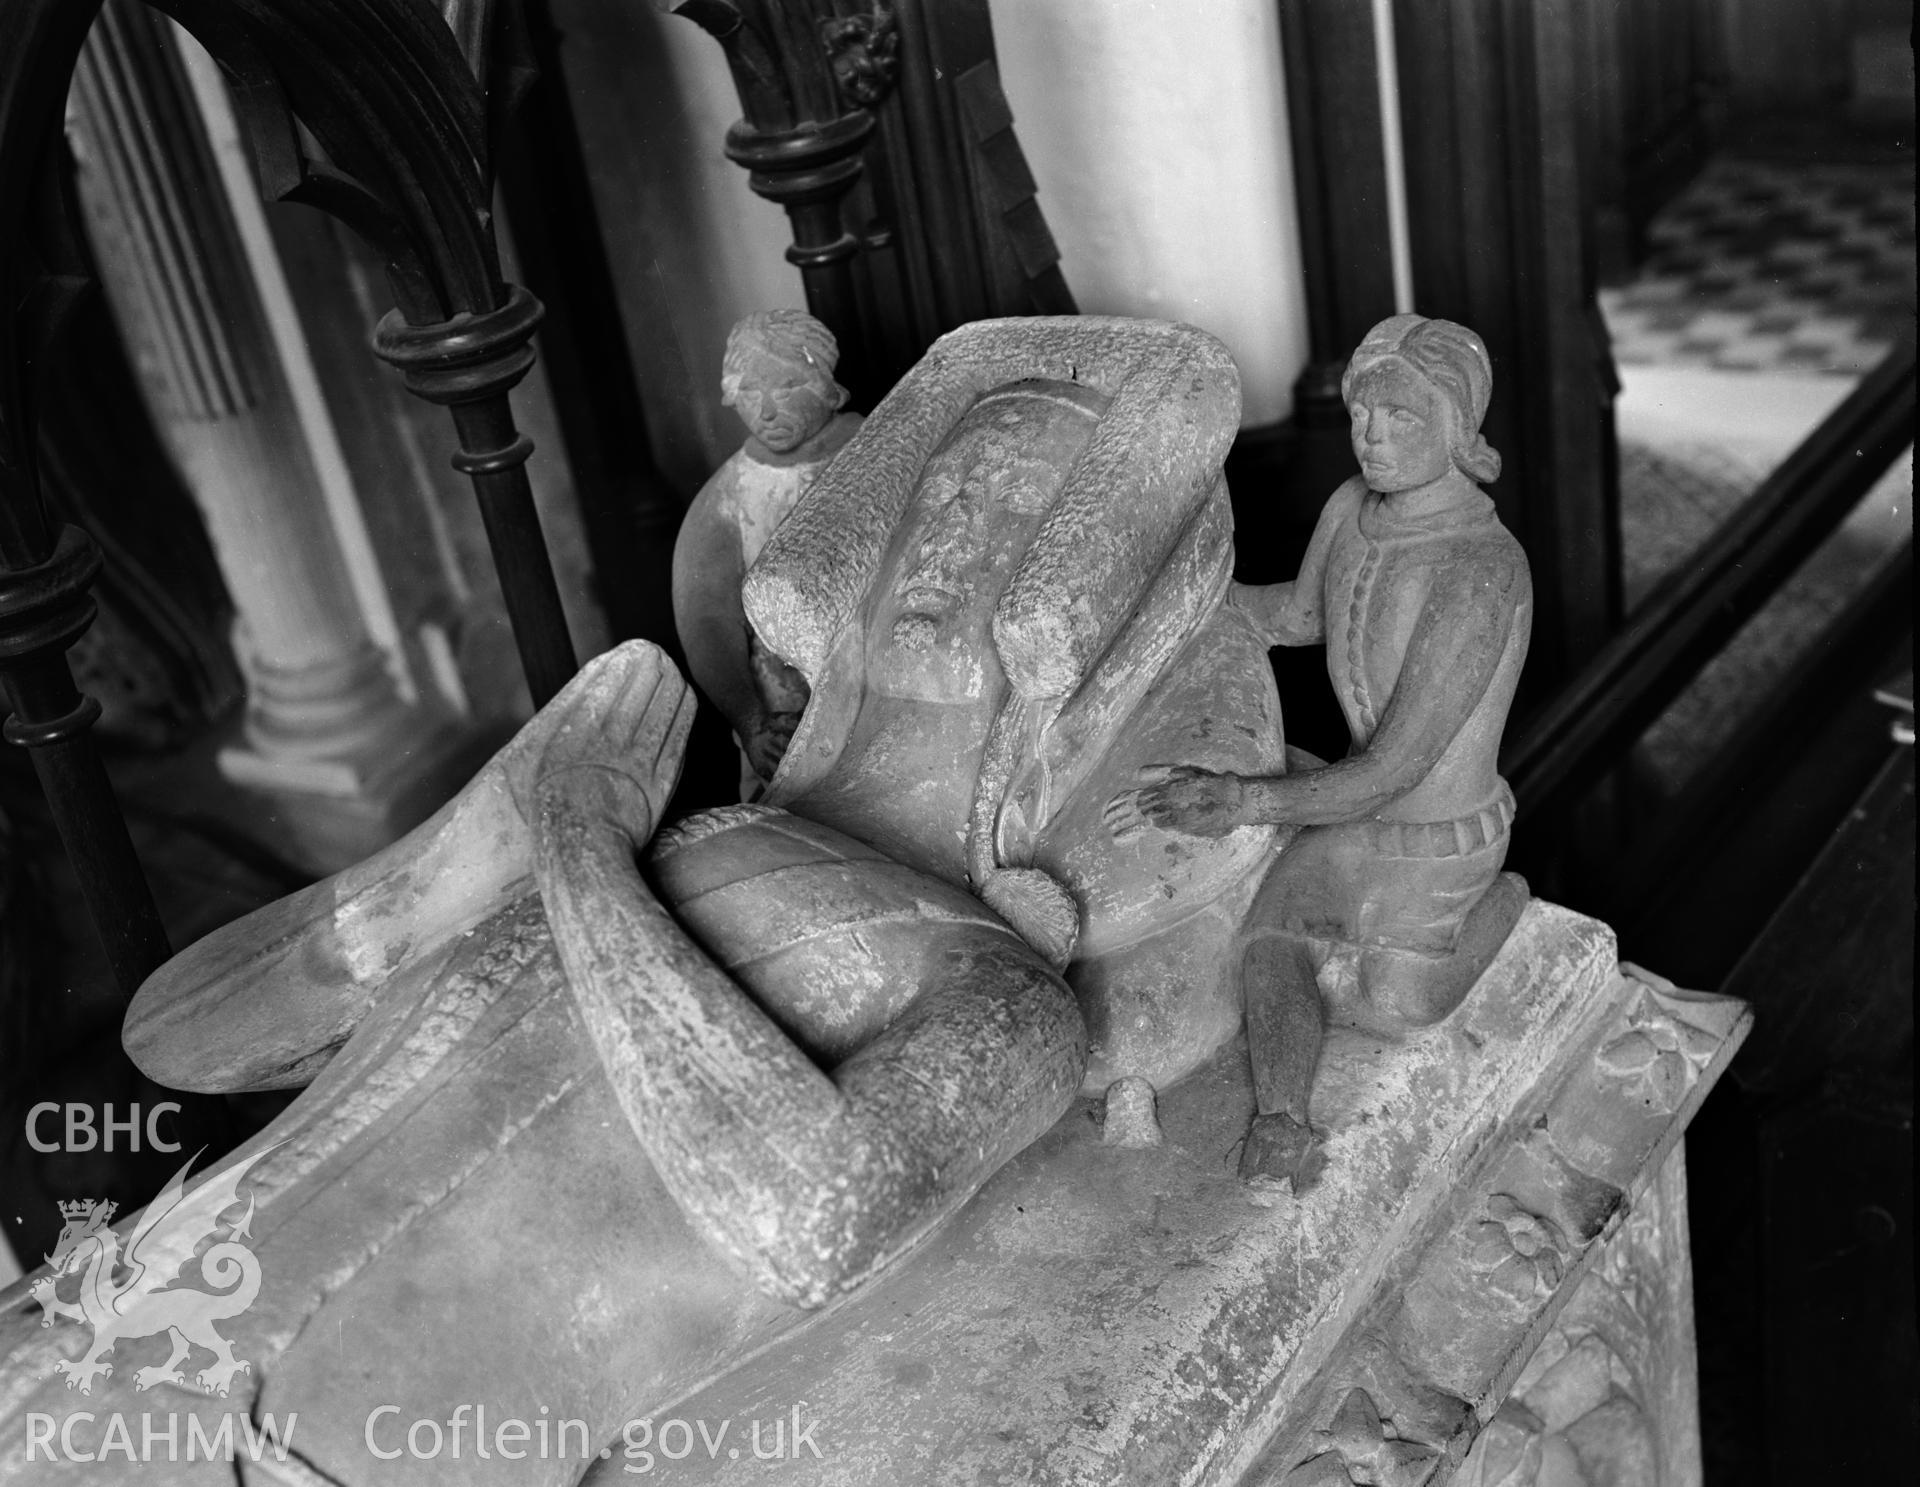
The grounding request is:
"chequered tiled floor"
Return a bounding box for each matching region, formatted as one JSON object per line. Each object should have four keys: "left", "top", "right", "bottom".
{"left": 1601, "top": 157, "right": 1915, "bottom": 374}
{"left": 1605, "top": 149, "right": 1914, "bottom": 793}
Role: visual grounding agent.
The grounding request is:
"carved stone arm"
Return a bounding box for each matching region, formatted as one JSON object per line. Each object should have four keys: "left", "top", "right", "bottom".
{"left": 1227, "top": 477, "right": 1360, "bottom": 649}
{"left": 1227, "top": 578, "right": 1320, "bottom": 650}
{"left": 125, "top": 735, "right": 536, "bottom": 1094}
{"left": 531, "top": 678, "right": 1087, "bottom": 1307}
{"left": 1237, "top": 559, "right": 1524, "bottom": 826}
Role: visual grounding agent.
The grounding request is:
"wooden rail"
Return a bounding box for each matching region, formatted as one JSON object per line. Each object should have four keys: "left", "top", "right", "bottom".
{"left": 1504, "top": 335, "right": 1918, "bottom": 821}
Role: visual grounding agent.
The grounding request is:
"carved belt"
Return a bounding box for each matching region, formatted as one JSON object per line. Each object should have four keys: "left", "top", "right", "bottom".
{"left": 1370, "top": 786, "right": 1515, "bottom": 860}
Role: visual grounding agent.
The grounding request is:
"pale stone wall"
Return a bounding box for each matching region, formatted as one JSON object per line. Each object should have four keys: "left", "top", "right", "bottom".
{"left": 552, "top": 0, "right": 1315, "bottom": 467}
{"left": 988, "top": 0, "right": 1314, "bottom": 428}
{"left": 552, "top": 0, "right": 803, "bottom": 492}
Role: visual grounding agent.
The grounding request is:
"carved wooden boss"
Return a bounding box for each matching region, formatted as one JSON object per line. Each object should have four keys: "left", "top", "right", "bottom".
{"left": 669, "top": 0, "right": 898, "bottom": 359}
{"left": 0, "top": 0, "right": 574, "bottom": 991}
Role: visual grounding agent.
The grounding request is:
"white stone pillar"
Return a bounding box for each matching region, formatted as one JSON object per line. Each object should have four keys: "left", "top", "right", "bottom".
{"left": 66, "top": 2, "right": 476, "bottom": 868}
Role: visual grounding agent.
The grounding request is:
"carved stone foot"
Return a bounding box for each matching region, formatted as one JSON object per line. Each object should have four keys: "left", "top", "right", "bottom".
{"left": 1102, "top": 1076, "right": 1164, "bottom": 1148}
{"left": 1239, "top": 1112, "right": 1326, "bottom": 1192}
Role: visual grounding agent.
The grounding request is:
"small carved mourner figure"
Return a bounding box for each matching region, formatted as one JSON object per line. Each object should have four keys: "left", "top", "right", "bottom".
{"left": 1108, "top": 314, "right": 1534, "bottom": 1188}
{"left": 672, "top": 310, "right": 862, "bottom": 796}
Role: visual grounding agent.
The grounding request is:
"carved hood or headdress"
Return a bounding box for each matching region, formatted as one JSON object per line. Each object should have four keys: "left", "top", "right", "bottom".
{"left": 741, "top": 317, "right": 1258, "bottom": 969}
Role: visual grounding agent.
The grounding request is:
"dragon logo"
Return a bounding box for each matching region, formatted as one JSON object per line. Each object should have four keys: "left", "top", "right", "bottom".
{"left": 30, "top": 1146, "right": 277, "bottom": 1397}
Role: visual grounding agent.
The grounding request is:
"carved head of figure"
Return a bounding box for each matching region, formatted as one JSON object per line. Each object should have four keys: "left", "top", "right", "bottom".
{"left": 1341, "top": 314, "right": 1502, "bottom": 490}
{"left": 868, "top": 377, "right": 1108, "bottom": 706}
{"left": 720, "top": 309, "right": 850, "bottom": 455}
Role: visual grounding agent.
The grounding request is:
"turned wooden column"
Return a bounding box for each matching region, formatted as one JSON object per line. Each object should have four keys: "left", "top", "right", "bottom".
{"left": 671, "top": 0, "right": 1075, "bottom": 404}
{"left": 2, "top": 0, "right": 582, "bottom": 975}
{"left": 668, "top": 0, "right": 884, "bottom": 398}
{"left": 0, "top": 0, "right": 169, "bottom": 996}
{"left": 372, "top": 284, "right": 575, "bottom": 708}
{"left": 152, "top": 0, "right": 580, "bottom": 712}
{"left": 0, "top": 527, "right": 169, "bottom": 992}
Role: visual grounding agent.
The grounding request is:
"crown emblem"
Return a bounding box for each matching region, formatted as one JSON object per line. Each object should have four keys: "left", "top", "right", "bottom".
{"left": 57, "top": 1198, "right": 115, "bottom": 1225}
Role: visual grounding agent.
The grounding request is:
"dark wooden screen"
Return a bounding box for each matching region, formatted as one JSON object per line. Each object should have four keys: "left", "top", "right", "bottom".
{"left": 0, "top": 0, "right": 580, "bottom": 994}
{"left": 1392, "top": 0, "right": 1623, "bottom": 699}
{"left": 666, "top": 0, "right": 1074, "bottom": 407}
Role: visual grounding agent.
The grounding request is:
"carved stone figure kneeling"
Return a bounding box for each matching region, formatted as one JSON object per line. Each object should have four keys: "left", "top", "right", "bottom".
{"left": 1110, "top": 314, "right": 1533, "bottom": 1188}
{"left": 672, "top": 309, "right": 861, "bottom": 796}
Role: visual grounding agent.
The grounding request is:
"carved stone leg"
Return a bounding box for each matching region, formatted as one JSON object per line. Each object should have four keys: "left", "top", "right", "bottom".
{"left": 1241, "top": 935, "right": 1329, "bottom": 1186}
{"left": 66, "top": 3, "right": 480, "bottom": 869}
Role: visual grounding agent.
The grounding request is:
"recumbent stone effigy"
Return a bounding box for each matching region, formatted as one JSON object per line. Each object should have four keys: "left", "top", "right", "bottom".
{"left": 0, "top": 316, "right": 1745, "bottom": 1487}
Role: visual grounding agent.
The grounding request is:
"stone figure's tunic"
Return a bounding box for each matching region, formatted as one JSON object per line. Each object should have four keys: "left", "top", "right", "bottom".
{"left": 1247, "top": 476, "right": 1530, "bottom": 955}
{"left": 715, "top": 447, "right": 819, "bottom": 573}
{"left": 683, "top": 444, "right": 840, "bottom": 798}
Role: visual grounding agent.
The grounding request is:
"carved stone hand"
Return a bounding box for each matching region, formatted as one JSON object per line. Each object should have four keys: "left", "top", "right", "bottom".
{"left": 742, "top": 706, "right": 800, "bottom": 783}
{"left": 526, "top": 643, "right": 697, "bottom": 843}
{"left": 1106, "top": 765, "right": 1248, "bottom": 839}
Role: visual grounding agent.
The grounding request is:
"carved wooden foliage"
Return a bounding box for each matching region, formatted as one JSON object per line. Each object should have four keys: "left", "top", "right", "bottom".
{"left": 150, "top": 0, "right": 531, "bottom": 322}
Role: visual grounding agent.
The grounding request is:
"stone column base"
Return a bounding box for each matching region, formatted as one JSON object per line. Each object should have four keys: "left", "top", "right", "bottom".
{"left": 216, "top": 709, "right": 505, "bottom": 875}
